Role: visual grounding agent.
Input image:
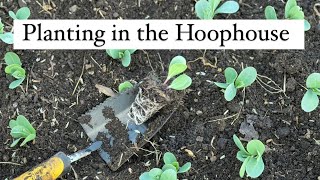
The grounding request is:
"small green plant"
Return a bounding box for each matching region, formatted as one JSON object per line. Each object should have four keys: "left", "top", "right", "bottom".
{"left": 301, "top": 73, "right": 320, "bottom": 112}
{"left": 118, "top": 81, "right": 134, "bottom": 93}
{"left": 9, "top": 7, "right": 31, "bottom": 20}
{"left": 163, "top": 56, "right": 192, "bottom": 90}
{"left": 0, "top": 19, "right": 13, "bottom": 44}
{"left": 214, "top": 67, "right": 257, "bottom": 101}
{"left": 139, "top": 152, "right": 191, "bottom": 180}
{"left": 265, "top": 0, "right": 311, "bottom": 31}
{"left": 9, "top": 115, "right": 36, "bottom": 147}
{"left": 195, "top": 0, "right": 239, "bottom": 19}
{"left": 233, "top": 134, "right": 265, "bottom": 178}
{"left": 106, "top": 49, "right": 137, "bottom": 67}
{"left": 4, "top": 52, "right": 26, "bottom": 89}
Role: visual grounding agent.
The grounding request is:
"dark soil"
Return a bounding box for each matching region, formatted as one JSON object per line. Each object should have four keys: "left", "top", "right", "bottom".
{"left": 1, "top": 0, "right": 320, "bottom": 180}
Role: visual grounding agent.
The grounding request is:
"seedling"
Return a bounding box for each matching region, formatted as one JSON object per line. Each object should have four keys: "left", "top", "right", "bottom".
{"left": 265, "top": 0, "right": 311, "bottom": 31}
{"left": 106, "top": 49, "right": 137, "bottom": 67}
{"left": 0, "top": 19, "right": 13, "bottom": 44}
{"left": 301, "top": 73, "right": 320, "bottom": 112}
{"left": 233, "top": 134, "right": 265, "bottom": 178}
{"left": 139, "top": 152, "right": 191, "bottom": 180}
{"left": 118, "top": 81, "right": 133, "bottom": 93}
{"left": 9, "top": 7, "right": 31, "bottom": 20}
{"left": 195, "top": 0, "right": 239, "bottom": 20}
{"left": 9, "top": 115, "right": 36, "bottom": 147}
{"left": 214, "top": 67, "right": 257, "bottom": 101}
{"left": 163, "top": 56, "right": 192, "bottom": 90}
{"left": 4, "top": 52, "right": 26, "bottom": 89}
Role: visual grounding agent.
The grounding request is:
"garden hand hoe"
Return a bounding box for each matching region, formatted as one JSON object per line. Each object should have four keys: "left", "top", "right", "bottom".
{"left": 15, "top": 85, "right": 173, "bottom": 179}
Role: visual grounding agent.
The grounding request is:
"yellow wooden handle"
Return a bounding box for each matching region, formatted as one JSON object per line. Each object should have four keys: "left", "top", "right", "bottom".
{"left": 14, "top": 152, "right": 71, "bottom": 180}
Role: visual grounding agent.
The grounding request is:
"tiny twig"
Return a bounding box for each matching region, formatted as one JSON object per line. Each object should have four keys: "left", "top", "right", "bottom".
{"left": 0, "top": 162, "right": 22, "bottom": 166}
{"left": 72, "top": 58, "right": 85, "bottom": 96}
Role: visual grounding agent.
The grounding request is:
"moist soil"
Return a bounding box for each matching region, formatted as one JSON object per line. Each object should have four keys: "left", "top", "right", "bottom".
{"left": 0, "top": 0, "right": 320, "bottom": 179}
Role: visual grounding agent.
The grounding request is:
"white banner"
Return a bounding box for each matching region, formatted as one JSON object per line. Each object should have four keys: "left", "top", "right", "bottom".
{"left": 14, "top": 20, "right": 304, "bottom": 50}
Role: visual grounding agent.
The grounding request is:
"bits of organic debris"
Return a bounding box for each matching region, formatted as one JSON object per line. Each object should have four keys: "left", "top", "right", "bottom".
{"left": 95, "top": 84, "right": 116, "bottom": 97}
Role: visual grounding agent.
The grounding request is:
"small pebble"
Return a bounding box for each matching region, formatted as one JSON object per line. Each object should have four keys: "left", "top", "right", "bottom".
{"left": 276, "top": 127, "right": 290, "bottom": 138}
{"left": 69, "top": 5, "right": 79, "bottom": 13}
{"left": 196, "top": 110, "right": 203, "bottom": 116}
{"left": 196, "top": 136, "right": 204, "bottom": 142}
{"left": 113, "top": 12, "right": 119, "bottom": 18}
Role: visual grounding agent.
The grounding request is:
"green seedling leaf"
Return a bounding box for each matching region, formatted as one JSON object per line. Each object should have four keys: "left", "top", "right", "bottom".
{"left": 195, "top": 0, "right": 214, "bottom": 19}
{"left": 9, "top": 120, "right": 18, "bottom": 128}
{"left": 139, "top": 172, "right": 152, "bottom": 180}
{"left": 287, "top": 6, "right": 304, "bottom": 19}
{"left": 233, "top": 134, "right": 248, "bottom": 154}
{"left": 118, "top": 81, "right": 133, "bottom": 93}
{"left": 164, "top": 152, "right": 177, "bottom": 165}
{"left": 304, "top": 20, "right": 311, "bottom": 31}
{"left": 160, "top": 169, "right": 177, "bottom": 180}
{"left": 224, "top": 83, "right": 237, "bottom": 101}
{"left": 4, "top": 52, "right": 21, "bottom": 66}
{"left": 5, "top": 64, "right": 23, "bottom": 74}
{"left": 301, "top": 89, "right": 319, "bottom": 112}
{"left": 121, "top": 50, "right": 131, "bottom": 67}
{"left": 0, "top": 32, "right": 14, "bottom": 44}
{"left": 9, "top": 11, "right": 17, "bottom": 20}
{"left": 16, "top": 115, "right": 36, "bottom": 134}
{"left": 246, "top": 156, "right": 265, "bottom": 178}
{"left": 178, "top": 162, "right": 191, "bottom": 173}
{"left": 246, "top": 140, "right": 265, "bottom": 156}
{"left": 236, "top": 151, "right": 248, "bottom": 162}
{"left": 0, "top": 21, "right": 4, "bottom": 34}
{"left": 214, "top": 1, "right": 239, "bottom": 15}
{"left": 16, "top": 7, "right": 31, "bottom": 20}
{"left": 168, "top": 74, "right": 192, "bottom": 90}
{"left": 239, "top": 157, "right": 250, "bottom": 178}
{"left": 209, "top": 0, "right": 221, "bottom": 12}
{"left": 20, "top": 133, "right": 36, "bottom": 147}
{"left": 10, "top": 125, "right": 30, "bottom": 138}
{"left": 172, "top": 162, "right": 180, "bottom": 171}
{"left": 265, "top": 6, "right": 278, "bottom": 19}
{"left": 128, "top": 49, "right": 137, "bottom": 54}
{"left": 214, "top": 82, "right": 228, "bottom": 89}
{"left": 162, "top": 164, "right": 177, "bottom": 172}
{"left": 285, "top": 0, "right": 298, "bottom": 18}
{"left": 11, "top": 70, "right": 26, "bottom": 79}
{"left": 166, "top": 64, "right": 187, "bottom": 81}
{"left": 149, "top": 168, "right": 163, "bottom": 178}
{"left": 106, "top": 49, "right": 122, "bottom": 59}
{"left": 9, "top": 115, "right": 36, "bottom": 147}
{"left": 235, "top": 67, "right": 257, "bottom": 88}
{"left": 225, "top": 67, "right": 238, "bottom": 84}
{"left": 306, "top": 73, "right": 320, "bottom": 89}
{"left": 10, "top": 138, "right": 22, "bottom": 147}
{"left": 9, "top": 78, "right": 25, "bottom": 89}
{"left": 169, "top": 56, "right": 186, "bottom": 66}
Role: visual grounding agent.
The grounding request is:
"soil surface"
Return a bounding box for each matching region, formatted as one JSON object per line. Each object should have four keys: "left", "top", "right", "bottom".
{"left": 1, "top": 0, "right": 320, "bottom": 180}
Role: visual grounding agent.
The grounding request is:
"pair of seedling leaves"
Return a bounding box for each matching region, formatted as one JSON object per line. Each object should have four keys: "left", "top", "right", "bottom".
{"left": 9, "top": 115, "right": 36, "bottom": 147}
{"left": 233, "top": 135, "right": 265, "bottom": 178}
{"left": 117, "top": 56, "right": 192, "bottom": 91}
{"left": 214, "top": 67, "right": 257, "bottom": 101}
{"left": 301, "top": 73, "right": 320, "bottom": 112}
{"left": 0, "top": 7, "right": 31, "bottom": 44}
{"left": 265, "top": 0, "right": 311, "bottom": 31}
{"left": 195, "top": 0, "right": 239, "bottom": 19}
{"left": 106, "top": 49, "right": 137, "bottom": 67}
{"left": 4, "top": 52, "right": 26, "bottom": 89}
{"left": 140, "top": 152, "right": 191, "bottom": 180}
